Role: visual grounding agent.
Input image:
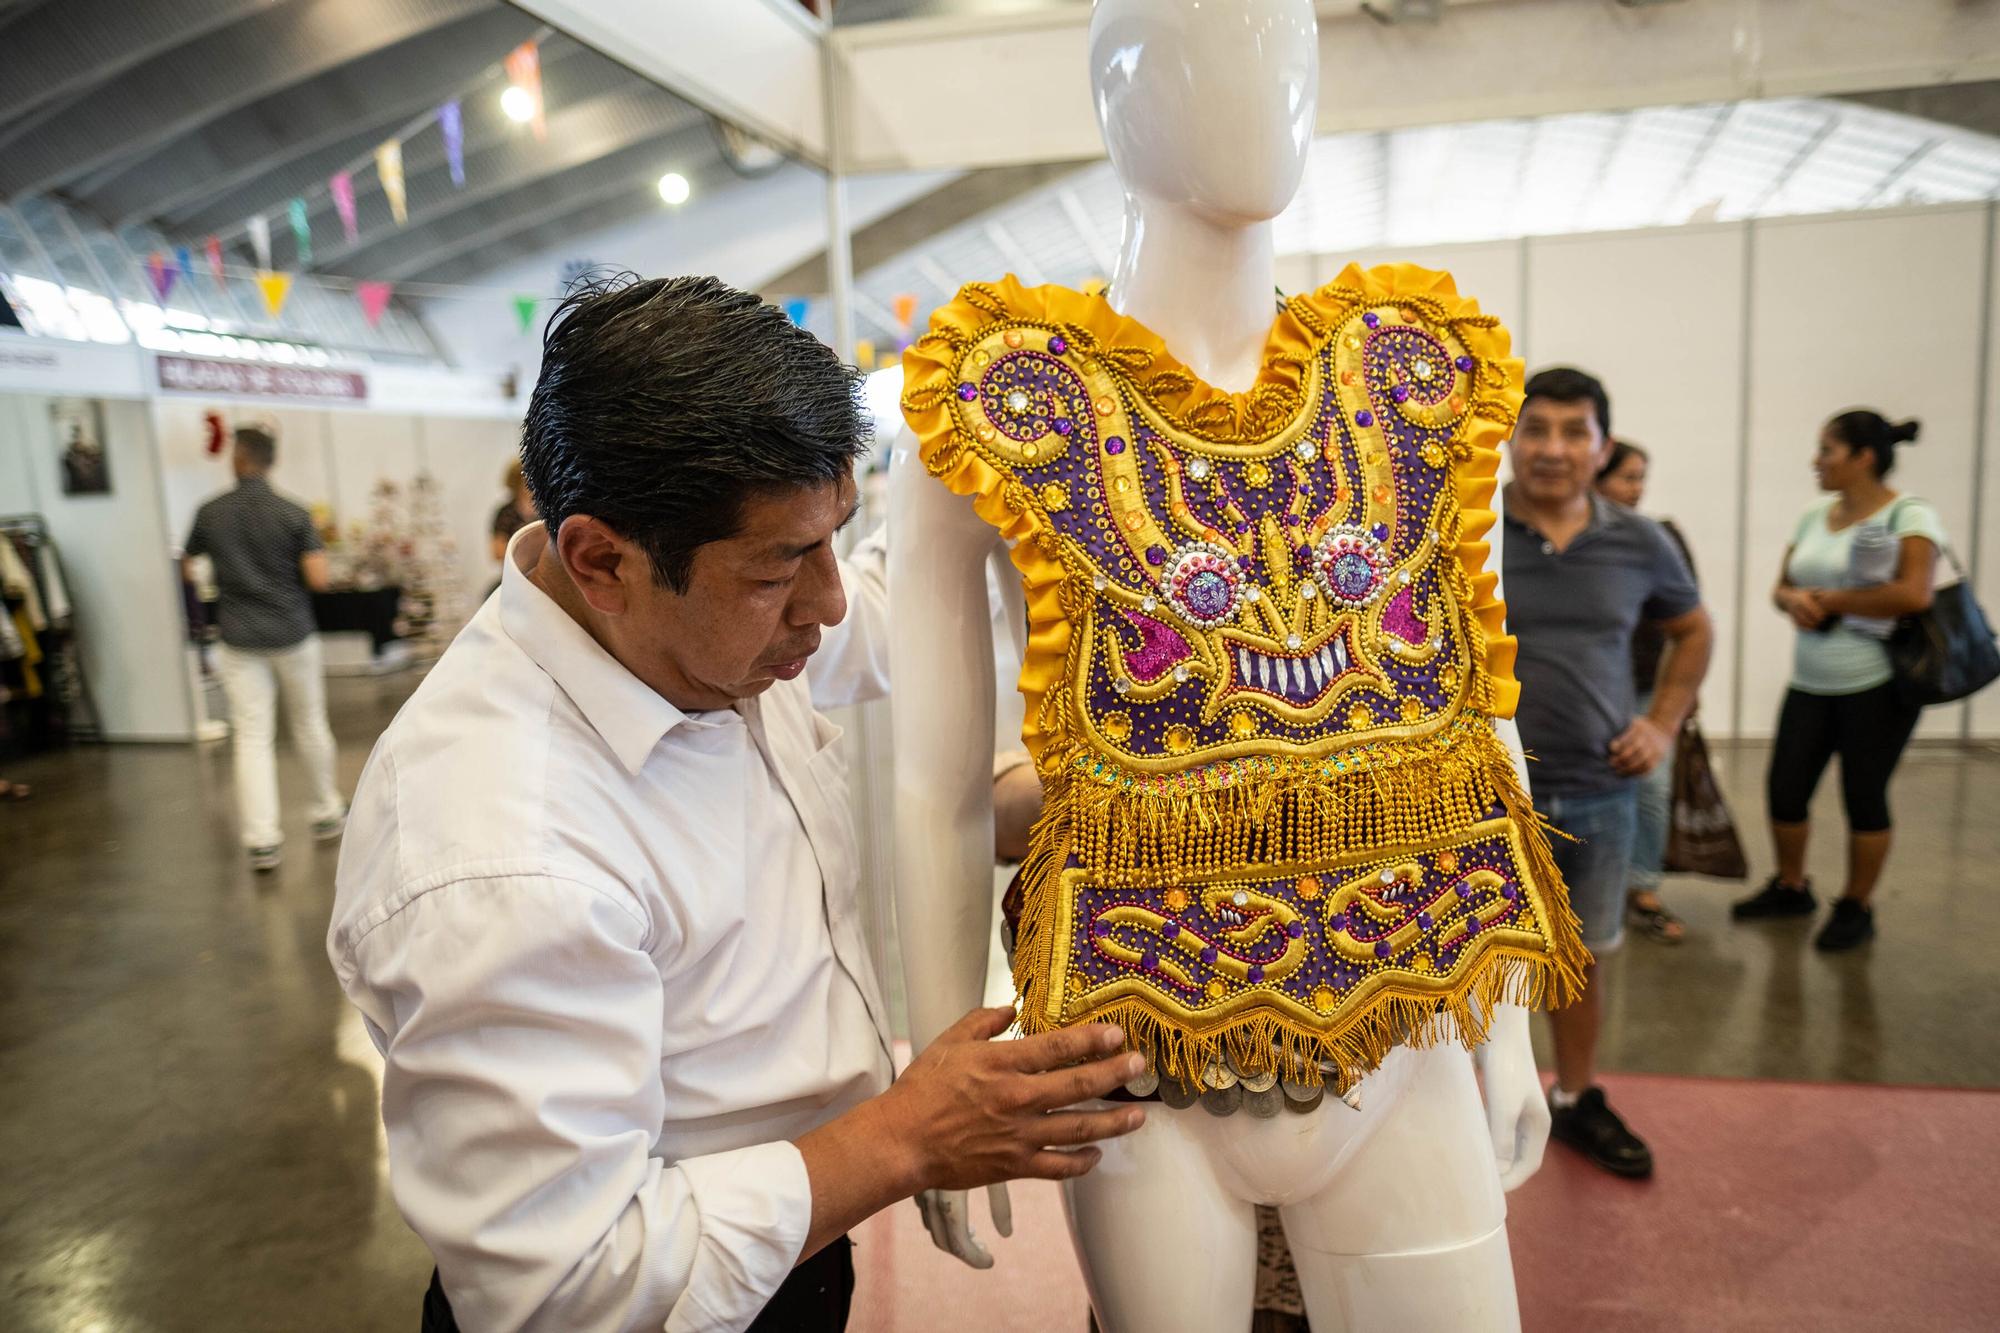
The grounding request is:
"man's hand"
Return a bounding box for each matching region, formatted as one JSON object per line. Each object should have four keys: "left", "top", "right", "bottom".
{"left": 794, "top": 1006, "right": 1143, "bottom": 1266}
{"left": 877, "top": 1006, "right": 1145, "bottom": 1192}
{"left": 1607, "top": 715, "right": 1672, "bottom": 777}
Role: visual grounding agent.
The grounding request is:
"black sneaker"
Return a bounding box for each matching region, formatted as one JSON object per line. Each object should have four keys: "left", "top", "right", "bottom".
{"left": 1731, "top": 876, "right": 1817, "bottom": 920}
{"left": 1549, "top": 1086, "right": 1654, "bottom": 1178}
{"left": 1814, "top": 898, "right": 1875, "bottom": 952}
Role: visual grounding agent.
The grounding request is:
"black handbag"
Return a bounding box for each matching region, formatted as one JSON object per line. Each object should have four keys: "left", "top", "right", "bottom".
{"left": 1888, "top": 545, "right": 2000, "bottom": 707}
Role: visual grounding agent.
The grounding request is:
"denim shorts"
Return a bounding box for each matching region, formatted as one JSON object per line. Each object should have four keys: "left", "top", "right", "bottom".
{"left": 1537, "top": 785, "right": 1639, "bottom": 956}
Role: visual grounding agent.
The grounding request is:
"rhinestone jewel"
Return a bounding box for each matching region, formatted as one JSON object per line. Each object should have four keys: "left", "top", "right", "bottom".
{"left": 1092, "top": 575, "right": 1107, "bottom": 591}
{"left": 1355, "top": 410, "right": 1374, "bottom": 427}
{"left": 1173, "top": 665, "right": 1189, "bottom": 682}
{"left": 1300, "top": 582, "right": 1316, "bottom": 599}
{"left": 1286, "top": 633, "right": 1302, "bottom": 649}
{"left": 1052, "top": 418, "right": 1073, "bottom": 436}
{"left": 1380, "top": 869, "right": 1396, "bottom": 884}
{"left": 957, "top": 382, "right": 978, "bottom": 401}
{"left": 1245, "top": 588, "right": 1261, "bottom": 602}
{"left": 1456, "top": 355, "right": 1475, "bottom": 372}
{"left": 1187, "top": 457, "right": 1209, "bottom": 480}
{"left": 1005, "top": 389, "right": 1030, "bottom": 413}
{"left": 1142, "top": 596, "right": 1157, "bottom": 611}
{"left": 1233, "top": 891, "right": 1249, "bottom": 906}
{"left": 1413, "top": 359, "right": 1434, "bottom": 380}
{"left": 1296, "top": 440, "right": 1315, "bottom": 459}
{"left": 1049, "top": 335, "right": 1068, "bottom": 354}
{"left": 1115, "top": 678, "right": 1132, "bottom": 695}
{"left": 1363, "top": 311, "right": 1380, "bottom": 328}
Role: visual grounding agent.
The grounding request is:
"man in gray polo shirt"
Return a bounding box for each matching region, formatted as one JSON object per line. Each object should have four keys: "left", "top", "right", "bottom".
{"left": 184, "top": 426, "right": 345, "bottom": 871}
{"left": 1504, "top": 367, "right": 1712, "bottom": 1179}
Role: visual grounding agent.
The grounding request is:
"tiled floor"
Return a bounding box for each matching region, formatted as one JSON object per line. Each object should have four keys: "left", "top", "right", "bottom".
{"left": 2, "top": 671, "right": 1996, "bottom": 1331}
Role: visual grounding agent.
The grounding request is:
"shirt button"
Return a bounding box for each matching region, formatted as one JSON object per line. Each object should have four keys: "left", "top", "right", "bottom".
{"left": 1541, "top": 541, "right": 1555, "bottom": 556}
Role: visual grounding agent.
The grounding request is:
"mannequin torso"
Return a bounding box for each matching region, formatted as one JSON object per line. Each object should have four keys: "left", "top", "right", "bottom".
{"left": 888, "top": 3, "right": 1553, "bottom": 1327}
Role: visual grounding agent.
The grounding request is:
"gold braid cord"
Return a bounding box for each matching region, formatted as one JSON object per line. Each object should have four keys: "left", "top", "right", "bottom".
{"left": 902, "top": 264, "right": 1589, "bottom": 1093}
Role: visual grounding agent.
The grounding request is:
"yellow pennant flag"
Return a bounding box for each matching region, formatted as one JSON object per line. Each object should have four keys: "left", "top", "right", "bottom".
{"left": 853, "top": 338, "right": 876, "bottom": 371}
{"left": 255, "top": 270, "right": 293, "bottom": 318}
{"left": 376, "top": 140, "right": 407, "bottom": 225}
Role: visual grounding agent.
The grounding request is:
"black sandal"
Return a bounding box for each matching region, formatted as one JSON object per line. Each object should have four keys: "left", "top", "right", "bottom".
{"left": 1627, "top": 895, "right": 1684, "bottom": 944}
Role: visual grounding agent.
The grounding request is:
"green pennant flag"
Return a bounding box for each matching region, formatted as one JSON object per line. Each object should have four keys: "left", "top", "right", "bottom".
{"left": 288, "top": 197, "right": 311, "bottom": 266}
{"left": 513, "top": 294, "right": 539, "bottom": 334}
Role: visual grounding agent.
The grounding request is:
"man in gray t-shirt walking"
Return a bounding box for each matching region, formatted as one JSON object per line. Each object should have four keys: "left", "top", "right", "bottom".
{"left": 1504, "top": 368, "right": 1712, "bottom": 1180}
{"left": 184, "top": 426, "right": 345, "bottom": 871}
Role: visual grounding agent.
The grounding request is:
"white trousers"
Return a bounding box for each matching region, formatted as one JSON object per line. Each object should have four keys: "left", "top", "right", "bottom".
{"left": 218, "top": 635, "right": 343, "bottom": 848}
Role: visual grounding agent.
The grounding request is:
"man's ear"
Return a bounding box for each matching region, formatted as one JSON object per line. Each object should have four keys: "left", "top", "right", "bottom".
{"left": 554, "top": 515, "right": 639, "bottom": 616}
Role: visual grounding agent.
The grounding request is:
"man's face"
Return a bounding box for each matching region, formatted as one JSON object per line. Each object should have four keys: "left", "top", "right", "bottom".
{"left": 625, "top": 475, "right": 858, "bottom": 709}
{"left": 1511, "top": 397, "right": 1607, "bottom": 506}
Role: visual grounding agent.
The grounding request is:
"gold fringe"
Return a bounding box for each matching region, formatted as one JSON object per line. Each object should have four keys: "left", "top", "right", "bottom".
{"left": 1009, "top": 724, "right": 1593, "bottom": 1094}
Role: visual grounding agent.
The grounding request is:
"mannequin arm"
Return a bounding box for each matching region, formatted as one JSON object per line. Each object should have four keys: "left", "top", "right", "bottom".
{"left": 1472, "top": 712, "right": 1550, "bottom": 1192}
{"left": 886, "top": 435, "right": 1017, "bottom": 1265}
{"left": 1471, "top": 540, "right": 1551, "bottom": 1192}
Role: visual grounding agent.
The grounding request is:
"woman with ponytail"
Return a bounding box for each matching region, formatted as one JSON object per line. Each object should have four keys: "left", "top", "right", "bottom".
{"left": 1737, "top": 410, "right": 1941, "bottom": 951}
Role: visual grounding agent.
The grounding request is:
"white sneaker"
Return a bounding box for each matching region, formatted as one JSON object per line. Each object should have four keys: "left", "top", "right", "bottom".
{"left": 312, "top": 808, "right": 348, "bottom": 843}
{"left": 249, "top": 845, "right": 283, "bottom": 872}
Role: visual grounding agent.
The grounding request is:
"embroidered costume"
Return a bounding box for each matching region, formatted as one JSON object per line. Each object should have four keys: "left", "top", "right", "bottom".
{"left": 902, "top": 264, "right": 1588, "bottom": 1093}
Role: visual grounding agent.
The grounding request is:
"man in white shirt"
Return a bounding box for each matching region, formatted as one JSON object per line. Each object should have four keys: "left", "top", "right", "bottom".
{"left": 328, "top": 276, "right": 1145, "bottom": 1333}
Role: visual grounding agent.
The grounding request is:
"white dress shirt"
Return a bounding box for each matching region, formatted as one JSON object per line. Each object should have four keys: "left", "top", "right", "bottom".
{"left": 328, "top": 521, "right": 894, "bottom": 1333}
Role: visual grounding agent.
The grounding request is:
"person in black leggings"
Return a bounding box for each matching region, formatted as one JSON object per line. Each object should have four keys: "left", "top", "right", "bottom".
{"left": 1735, "top": 410, "right": 1941, "bottom": 951}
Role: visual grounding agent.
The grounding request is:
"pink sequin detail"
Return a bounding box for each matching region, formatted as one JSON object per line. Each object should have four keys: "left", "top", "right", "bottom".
{"left": 1383, "top": 586, "right": 1428, "bottom": 645}
{"left": 1121, "top": 609, "right": 1193, "bottom": 682}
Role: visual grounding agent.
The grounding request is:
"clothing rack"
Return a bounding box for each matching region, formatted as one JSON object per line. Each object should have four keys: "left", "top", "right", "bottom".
{"left": 0, "top": 514, "right": 100, "bottom": 746}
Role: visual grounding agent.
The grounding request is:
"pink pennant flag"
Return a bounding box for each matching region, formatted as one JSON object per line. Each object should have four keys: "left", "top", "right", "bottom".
{"left": 355, "top": 280, "right": 395, "bottom": 328}
{"left": 330, "top": 170, "right": 358, "bottom": 243}
{"left": 205, "top": 235, "right": 226, "bottom": 285}
{"left": 145, "top": 251, "right": 176, "bottom": 302}
{"left": 504, "top": 41, "right": 547, "bottom": 141}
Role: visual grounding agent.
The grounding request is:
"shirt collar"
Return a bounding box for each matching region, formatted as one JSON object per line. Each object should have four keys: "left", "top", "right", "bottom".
{"left": 499, "top": 522, "right": 688, "bottom": 775}
{"left": 1502, "top": 486, "right": 1614, "bottom": 541}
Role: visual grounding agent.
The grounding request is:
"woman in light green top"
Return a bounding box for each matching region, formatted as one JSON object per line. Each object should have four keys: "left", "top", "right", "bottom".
{"left": 1735, "top": 410, "right": 1941, "bottom": 951}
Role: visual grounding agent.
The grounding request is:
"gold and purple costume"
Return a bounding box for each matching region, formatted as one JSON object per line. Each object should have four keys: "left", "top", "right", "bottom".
{"left": 902, "top": 264, "right": 1588, "bottom": 1093}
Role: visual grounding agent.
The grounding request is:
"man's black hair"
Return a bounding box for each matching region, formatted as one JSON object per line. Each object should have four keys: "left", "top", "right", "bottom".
{"left": 519, "top": 273, "right": 870, "bottom": 593}
{"left": 234, "top": 425, "right": 277, "bottom": 469}
{"left": 1522, "top": 366, "right": 1611, "bottom": 440}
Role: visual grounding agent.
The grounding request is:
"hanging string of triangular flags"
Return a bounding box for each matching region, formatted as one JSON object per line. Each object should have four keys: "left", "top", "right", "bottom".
{"left": 179, "top": 35, "right": 557, "bottom": 331}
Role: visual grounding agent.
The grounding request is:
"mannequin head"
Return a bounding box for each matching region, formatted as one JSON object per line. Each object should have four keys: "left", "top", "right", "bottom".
{"left": 1089, "top": 0, "right": 1317, "bottom": 224}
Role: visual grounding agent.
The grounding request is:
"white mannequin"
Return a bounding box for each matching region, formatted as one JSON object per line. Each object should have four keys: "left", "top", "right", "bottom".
{"left": 887, "top": 2, "right": 1549, "bottom": 1327}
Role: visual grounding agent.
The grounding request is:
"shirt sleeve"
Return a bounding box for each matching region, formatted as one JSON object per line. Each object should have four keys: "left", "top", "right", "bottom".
{"left": 1640, "top": 517, "right": 1701, "bottom": 622}
{"left": 338, "top": 876, "right": 814, "bottom": 1333}
{"left": 184, "top": 507, "right": 209, "bottom": 558}
{"left": 297, "top": 506, "right": 325, "bottom": 556}
{"left": 810, "top": 522, "right": 891, "bottom": 711}
{"left": 1890, "top": 497, "right": 1947, "bottom": 551}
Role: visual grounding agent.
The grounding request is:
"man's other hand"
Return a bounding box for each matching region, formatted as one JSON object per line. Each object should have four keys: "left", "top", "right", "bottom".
{"left": 1607, "top": 715, "right": 1671, "bottom": 777}
{"left": 879, "top": 1006, "right": 1145, "bottom": 1192}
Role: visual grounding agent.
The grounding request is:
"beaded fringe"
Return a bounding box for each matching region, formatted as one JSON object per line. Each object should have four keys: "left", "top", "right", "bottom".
{"left": 1010, "top": 726, "right": 1590, "bottom": 1094}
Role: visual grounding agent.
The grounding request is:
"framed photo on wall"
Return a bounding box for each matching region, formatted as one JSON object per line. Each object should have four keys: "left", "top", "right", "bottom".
{"left": 52, "top": 397, "right": 109, "bottom": 496}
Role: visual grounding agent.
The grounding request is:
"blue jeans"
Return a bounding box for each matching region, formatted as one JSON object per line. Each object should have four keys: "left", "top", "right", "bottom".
{"left": 1538, "top": 785, "right": 1639, "bottom": 956}
{"left": 1627, "top": 692, "right": 1671, "bottom": 893}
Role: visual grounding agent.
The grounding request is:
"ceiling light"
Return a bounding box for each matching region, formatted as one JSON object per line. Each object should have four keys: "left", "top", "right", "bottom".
{"left": 657, "top": 172, "right": 690, "bottom": 206}
{"left": 501, "top": 85, "right": 536, "bottom": 123}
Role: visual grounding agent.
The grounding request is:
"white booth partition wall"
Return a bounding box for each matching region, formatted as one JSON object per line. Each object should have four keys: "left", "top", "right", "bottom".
{"left": 151, "top": 401, "right": 523, "bottom": 621}
{"left": 1286, "top": 201, "right": 1999, "bottom": 741}
{"left": 0, "top": 363, "right": 193, "bottom": 742}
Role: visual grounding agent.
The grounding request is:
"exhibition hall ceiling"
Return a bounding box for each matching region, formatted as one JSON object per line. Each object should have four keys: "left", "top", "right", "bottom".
{"left": 828, "top": 93, "right": 2000, "bottom": 345}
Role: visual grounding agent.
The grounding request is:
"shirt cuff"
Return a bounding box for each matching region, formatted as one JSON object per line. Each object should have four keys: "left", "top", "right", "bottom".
{"left": 664, "top": 1140, "right": 813, "bottom": 1333}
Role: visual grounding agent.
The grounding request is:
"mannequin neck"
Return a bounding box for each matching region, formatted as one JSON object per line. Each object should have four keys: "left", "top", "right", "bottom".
{"left": 1106, "top": 194, "right": 1277, "bottom": 395}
